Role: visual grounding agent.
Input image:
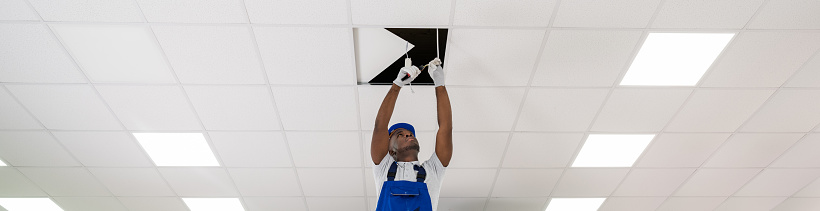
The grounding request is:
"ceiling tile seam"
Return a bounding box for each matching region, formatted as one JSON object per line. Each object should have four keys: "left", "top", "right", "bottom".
{"left": 5, "top": 129, "right": 817, "bottom": 135}
{"left": 447, "top": 0, "right": 457, "bottom": 26}
{"left": 780, "top": 46, "right": 820, "bottom": 89}
{"left": 691, "top": 33, "right": 743, "bottom": 88}
{"left": 641, "top": 0, "right": 670, "bottom": 29}
{"left": 19, "top": 0, "right": 44, "bottom": 22}
{"left": 740, "top": 0, "right": 773, "bottom": 30}
{"left": 347, "top": 21, "right": 371, "bottom": 210}
{"left": 727, "top": 139, "right": 820, "bottom": 198}
{"left": 345, "top": 0, "right": 353, "bottom": 25}
{"left": 243, "top": 11, "right": 312, "bottom": 208}
{"left": 480, "top": 26, "right": 553, "bottom": 211}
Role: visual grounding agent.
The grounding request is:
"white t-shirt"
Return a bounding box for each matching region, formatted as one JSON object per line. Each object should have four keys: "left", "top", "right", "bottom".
{"left": 373, "top": 153, "right": 447, "bottom": 211}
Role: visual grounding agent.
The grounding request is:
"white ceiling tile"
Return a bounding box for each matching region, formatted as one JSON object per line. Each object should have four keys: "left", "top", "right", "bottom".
{"left": 364, "top": 168, "right": 376, "bottom": 196}
{"left": 786, "top": 53, "right": 820, "bottom": 87}
{"left": 367, "top": 197, "right": 377, "bottom": 211}
{"left": 552, "top": 0, "right": 662, "bottom": 28}
{"left": 298, "top": 168, "right": 363, "bottom": 196}
{"left": 6, "top": 85, "right": 121, "bottom": 130}
{"left": 350, "top": 0, "right": 451, "bottom": 25}
{"left": 715, "top": 197, "right": 787, "bottom": 211}
{"left": 18, "top": 167, "right": 110, "bottom": 196}
{"left": 209, "top": 132, "right": 292, "bottom": 167}
{"left": 437, "top": 198, "right": 487, "bottom": 211}
{"left": 453, "top": 0, "right": 556, "bottom": 27}
{"left": 0, "top": 168, "right": 47, "bottom": 196}
{"left": 665, "top": 90, "right": 774, "bottom": 132}
{"left": 0, "top": 24, "right": 85, "bottom": 83}
{"left": 736, "top": 169, "right": 820, "bottom": 196}
{"left": 0, "top": 87, "right": 41, "bottom": 130}
{"left": 117, "top": 197, "right": 188, "bottom": 211}
{"left": 702, "top": 32, "right": 820, "bottom": 87}
{"left": 491, "top": 169, "right": 562, "bottom": 197}
{"left": 656, "top": 197, "right": 727, "bottom": 211}
{"left": 795, "top": 177, "right": 820, "bottom": 197}
{"left": 439, "top": 169, "right": 496, "bottom": 197}
{"left": 445, "top": 29, "right": 545, "bottom": 86}
{"left": 153, "top": 25, "right": 264, "bottom": 84}
{"left": 272, "top": 86, "right": 358, "bottom": 130}
{"left": 305, "top": 197, "right": 366, "bottom": 211}
{"left": 244, "top": 0, "right": 347, "bottom": 24}
{"left": 675, "top": 169, "right": 761, "bottom": 196}
{"left": 772, "top": 134, "right": 820, "bottom": 168}
{"left": 450, "top": 87, "right": 526, "bottom": 131}
{"left": 287, "top": 132, "right": 361, "bottom": 168}
{"left": 771, "top": 198, "right": 820, "bottom": 211}
{"left": 184, "top": 85, "right": 280, "bottom": 130}
{"left": 592, "top": 89, "right": 692, "bottom": 132}
{"left": 27, "top": 0, "right": 143, "bottom": 22}
{"left": 748, "top": 0, "right": 820, "bottom": 29}
{"left": 157, "top": 168, "right": 239, "bottom": 197}
{"left": 486, "top": 198, "right": 547, "bottom": 211}
{"left": 552, "top": 169, "right": 629, "bottom": 197}
{"left": 228, "top": 168, "right": 301, "bottom": 196}
{"left": 243, "top": 197, "right": 306, "bottom": 211}
{"left": 651, "top": 0, "right": 764, "bottom": 29}
{"left": 532, "top": 30, "right": 642, "bottom": 87}
{"left": 362, "top": 131, "right": 437, "bottom": 167}
{"left": 502, "top": 133, "right": 583, "bottom": 168}
{"left": 0, "top": 131, "right": 80, "bottom": 167}
{"left": 254, "top": 27, "right": 355, "bottom": 85}
{"left": 449, "top": 132, "right": 507, "bottom": 168}
{"left": 516, "top": 88, "right": 609, "bottom": 132}
{"left": 637, "top": 133, "right": 730, "bottom": 167}
{"left": 51, "top": 24, "right": 176, "bottom": 83}
{"left": 741, "top": 90, "right": 820, "bottom": 132}
{"left": 96, "top": 85, "right": 201, "bottom": 130}
{"left": 0, "top": 0, "right": 38, "bottom": 21}
{"left": 613, "top": 169, "right": 695, "bottom": 196}
{"left": 704, "top": 133, "right": 802, "bottom": 168}
{"left": 598, "top": 197, "right": 666, "bottom": 211}
{"left": 88, "top": 168, "right": 175, "bottom": 196}
{"left": 52, "top": 131, "right": 152, "bottom": 167}
{"left": 52, "top": 197, "right": 128, "bottom": 211}
{"left": 135, "top": 0, "right": 247, "bottom": 23}
{"left": 357, "top": 86, "right": 438, "bottom": 131}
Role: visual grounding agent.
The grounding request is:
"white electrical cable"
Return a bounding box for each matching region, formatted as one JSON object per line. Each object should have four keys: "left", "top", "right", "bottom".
{"left": 436, "top": 28, "right": 440, "bottom": 59}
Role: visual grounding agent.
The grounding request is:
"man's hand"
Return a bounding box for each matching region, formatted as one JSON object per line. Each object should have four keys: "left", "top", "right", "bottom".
{"left": 428, "top": 58, "right": 445, "bottom": 87}
{"left": 393, "top": 66, "right": 420, "bottom": 87}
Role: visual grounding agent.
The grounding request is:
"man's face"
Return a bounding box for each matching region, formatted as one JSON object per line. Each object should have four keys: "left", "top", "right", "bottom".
{"left": 391, "top": 128, "right": 420, "bottom": 154}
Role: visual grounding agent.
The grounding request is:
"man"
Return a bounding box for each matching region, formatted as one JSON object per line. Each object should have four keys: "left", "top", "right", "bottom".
{"left": 371, "top": 58, "right": 452, "bottom": 211}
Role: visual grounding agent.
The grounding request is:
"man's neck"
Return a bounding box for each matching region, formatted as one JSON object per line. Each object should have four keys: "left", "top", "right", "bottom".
{"left": 396, "top": 153, "right": 419, "bottom": 162}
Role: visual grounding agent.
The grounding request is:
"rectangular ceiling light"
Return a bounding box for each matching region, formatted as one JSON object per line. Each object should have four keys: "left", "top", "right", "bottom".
{"left": 572, "top": 134, "right": 655, "bottom": 167}
{"left": 50, "top": 24, "right": 172, "bottom": 83}
{"left": 0, "top": 159, "right": 6, "bottom": 166}
{"left": 545, "top": 198, "right": 606, "bottom": 211}
{"left": 0, "top": 198, "right": 64, "bottom": 211}
{"left": 620, "top": 33, "right": 734, "bottom": 86}
{"left": 134, "top": 133, "right": 219, "bottom": 166}
{"left": 183, "top": 198, "right": 245, "bottom": 211}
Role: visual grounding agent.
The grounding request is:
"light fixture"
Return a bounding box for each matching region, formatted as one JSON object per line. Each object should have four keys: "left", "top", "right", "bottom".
{"left": 133, "top": 133, "right": 219, "bottom": 166}
{"left": 0, "top": 198, "right": 64, "bottom": 211}
{"left": 572, "top": 134, "right": 655, "bottom": 167}
{"left": 620, "top": 33, "right": 734, "bottom": 86}
{"left": 183, "top": 198, "right": 245, "bottom": 211}
{"left": 0, "top": 159, "right": 6, "bottom": 166}
{"left": 545, "top": 198, "right": 606, "bottom": 211}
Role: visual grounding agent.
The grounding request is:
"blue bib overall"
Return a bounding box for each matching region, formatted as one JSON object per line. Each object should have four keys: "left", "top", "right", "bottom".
{"left": 375, "top": 162, "right": 433, "bottom": 211}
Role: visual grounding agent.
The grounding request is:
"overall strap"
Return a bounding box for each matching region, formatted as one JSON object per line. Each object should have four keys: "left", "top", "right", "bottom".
{"left": 387, "top": 162, "right": 427, "bottom": 182}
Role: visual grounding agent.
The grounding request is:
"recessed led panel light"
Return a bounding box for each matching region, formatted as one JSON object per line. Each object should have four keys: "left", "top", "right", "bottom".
{"left": 621, "top": 33, "right": 734, "bottom": 86}
{"left": 0, "top": 159, "right": 6, "bottom": 166}
{"left": 134, "top": 133, "right": 219, "bottom": 166}
{"left": 545, "top": 198, "right": 606, "bottom": 211}
{"left": 183, "top": 198, "right": 244, "bottom": 211}
{"left": 0, "top": 198, "right": 64, "bottom": 211}
{"left": 572, "top": 134, "right": 655, "bottom": 167}
{"left": 50, "top": 24, "right": 174, "bottom": 83}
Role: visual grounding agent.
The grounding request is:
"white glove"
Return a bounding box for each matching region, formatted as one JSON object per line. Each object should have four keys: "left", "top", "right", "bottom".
{"left": 393, "top": 66, "right": 420, "bottom": 87}
{"left": 428, "top": 58, "right": 445, "bottom": 87}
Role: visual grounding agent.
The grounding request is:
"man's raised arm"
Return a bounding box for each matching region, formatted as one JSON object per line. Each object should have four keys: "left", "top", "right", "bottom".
{"left": 372, "top": 84, "right": 402, "bottom": 165}
{"left": 429, "top": 58, "right": 453, "bottom": 167}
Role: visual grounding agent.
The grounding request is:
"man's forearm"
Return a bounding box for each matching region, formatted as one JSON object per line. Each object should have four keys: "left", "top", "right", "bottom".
{"left": 435, "top": 86, "right": 452, "bottom": 130}
{"left": 375, "top": 84, "right": 402, "bottom": 129}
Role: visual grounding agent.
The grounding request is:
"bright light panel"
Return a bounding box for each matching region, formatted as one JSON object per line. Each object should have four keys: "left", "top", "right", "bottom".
{"left": 545, "top": 198, "right": 606, "bottom": 211}
{"left": 134, "top": 133, "right": 219, "bottom": 166}
{"left": 621, "top": 33, "right": 734, "bottom": 86}
{"left": 0, "top": 198, "right": 64, "bottom": 211}
{"left": 572, "top": 134, "right": 655, "bottom": 167}
{"left": 50, "top": 25, "right": 171, "bottom": 82}
{"left": 183, "top": 198, "right": 245, "bottom": 211}
{"left": 0, "top": 159, "right": 6, "bottom": 166}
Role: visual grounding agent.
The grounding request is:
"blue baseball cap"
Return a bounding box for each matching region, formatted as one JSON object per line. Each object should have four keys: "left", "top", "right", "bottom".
{"left": 388, "top": 123, "right": 415, "bottom": 136}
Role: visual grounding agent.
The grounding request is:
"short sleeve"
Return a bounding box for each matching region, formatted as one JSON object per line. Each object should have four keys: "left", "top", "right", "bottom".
{"left": 422, "top": 152, "right": 447, "bottom": 177}
{"left": 373, "top": 153, "right": 394, "bottom": 181}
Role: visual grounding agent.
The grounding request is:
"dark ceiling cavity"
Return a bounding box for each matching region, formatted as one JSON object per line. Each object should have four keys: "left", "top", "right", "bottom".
{"left": 368, "top": 28, "right": 448, "bottom": 85}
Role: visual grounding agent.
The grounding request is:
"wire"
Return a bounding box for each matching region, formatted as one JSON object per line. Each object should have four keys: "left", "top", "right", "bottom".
{"left": 405, "top": 41, "right": 409, "bottom": 58}
{"left": 436, "top": 28, "right": 440, "bottom": 59}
